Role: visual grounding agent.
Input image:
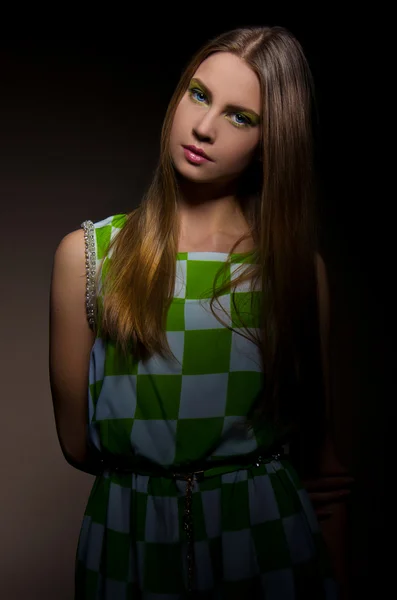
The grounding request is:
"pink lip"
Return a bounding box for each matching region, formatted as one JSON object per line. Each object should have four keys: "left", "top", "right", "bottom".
{"left": 182, "top": 145, "right": 213, "bottom": 164}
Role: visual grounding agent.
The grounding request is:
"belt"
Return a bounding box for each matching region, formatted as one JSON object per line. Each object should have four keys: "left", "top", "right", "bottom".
{"left": 97, "top": 448, "right": 285, "bottom": 593}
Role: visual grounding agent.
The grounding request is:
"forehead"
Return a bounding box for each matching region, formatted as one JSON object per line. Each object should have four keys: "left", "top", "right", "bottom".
{"left": 193, "top": 52, "right": 261, "bottom": 111}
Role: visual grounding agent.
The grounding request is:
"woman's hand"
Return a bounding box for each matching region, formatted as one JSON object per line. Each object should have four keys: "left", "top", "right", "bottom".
{"left": 303, "top": 472, "right": 354, "bottom": 521}
{"left": 303, "top": 467, "right": 354, "bottom": 600}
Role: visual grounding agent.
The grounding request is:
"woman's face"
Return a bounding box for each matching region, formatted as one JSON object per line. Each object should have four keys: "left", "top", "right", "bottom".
{"left": 169, "top": 52, "right": 261, "bottom": 187}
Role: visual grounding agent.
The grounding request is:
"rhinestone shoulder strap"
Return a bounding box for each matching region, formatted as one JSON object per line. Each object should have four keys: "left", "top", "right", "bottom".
{"left": 81, "top": 220, "right": 96, "bottom": 331}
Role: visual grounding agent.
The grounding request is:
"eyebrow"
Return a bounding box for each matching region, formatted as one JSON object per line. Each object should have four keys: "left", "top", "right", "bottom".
{"left": 190, "top": 77, "right": 261, "bottom": 121}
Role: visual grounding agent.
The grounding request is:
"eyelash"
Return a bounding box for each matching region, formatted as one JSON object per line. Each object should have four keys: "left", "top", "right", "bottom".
{"left": 188, "top": 87, "right": 253, "bottom": 128}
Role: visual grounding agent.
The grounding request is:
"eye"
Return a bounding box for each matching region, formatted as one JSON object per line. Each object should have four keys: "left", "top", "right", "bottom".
{"left": 189, "top": 88, "right": 208, "bottom": 104}
{"left": 228, "top": 113, "right": 252, "bottom": 128}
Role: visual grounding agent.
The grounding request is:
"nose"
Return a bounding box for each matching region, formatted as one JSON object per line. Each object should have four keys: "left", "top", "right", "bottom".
{"left": 192, "top": 111, "right": 216, "bottom": 144}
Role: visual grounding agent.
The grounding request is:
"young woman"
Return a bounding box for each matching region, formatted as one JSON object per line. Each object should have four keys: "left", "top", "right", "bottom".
{"left": 50, "top": 25, "right": 353, "bottom": 599}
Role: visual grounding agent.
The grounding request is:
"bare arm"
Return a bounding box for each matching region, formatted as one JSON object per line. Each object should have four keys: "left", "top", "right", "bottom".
{"left": 305, "top": 252, "right": 354, "bottom": 598}
{"left": 49, "top": 228, "right": 100, "bottom": 474}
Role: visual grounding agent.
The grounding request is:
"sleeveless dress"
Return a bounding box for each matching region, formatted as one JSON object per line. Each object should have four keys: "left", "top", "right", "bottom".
{"left": 75, "top": 213, "right": 338, "bottom": 599}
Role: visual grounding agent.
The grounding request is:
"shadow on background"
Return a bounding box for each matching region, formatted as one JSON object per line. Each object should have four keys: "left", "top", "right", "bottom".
{"left": 0, "top": 13, "right": 388, "bottom": 598}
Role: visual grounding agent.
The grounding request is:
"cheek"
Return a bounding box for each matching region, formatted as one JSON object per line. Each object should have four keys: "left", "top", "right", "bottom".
{"left": 169, "top": 114, "right": 179, "bottom": 145}
{"left": 220, "top": 136, "right": 259, "bottom": 171}
{"left": 170, "top": 100, "right": 190, "bottom": 140}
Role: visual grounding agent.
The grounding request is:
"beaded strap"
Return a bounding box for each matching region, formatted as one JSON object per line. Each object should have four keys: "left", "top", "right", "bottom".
{"left": 81, "top": 220, "right": 96, "bottom": 330}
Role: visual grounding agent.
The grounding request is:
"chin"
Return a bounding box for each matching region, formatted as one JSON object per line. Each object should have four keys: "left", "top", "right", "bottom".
{"left": 173, "top": 161, "right": 215, "bottom": 184}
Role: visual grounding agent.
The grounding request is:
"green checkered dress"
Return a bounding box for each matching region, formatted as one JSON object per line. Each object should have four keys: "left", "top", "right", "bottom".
{"left": 75, "top": 214, "right": 337, "bottom": 599}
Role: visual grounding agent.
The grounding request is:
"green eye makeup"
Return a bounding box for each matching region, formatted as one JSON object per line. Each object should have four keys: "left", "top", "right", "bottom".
{"left": 187, "top": 78, "right": 260, "bottom": 128}
{"left": 189, "top": 79, "right": 206, "bottom": 95}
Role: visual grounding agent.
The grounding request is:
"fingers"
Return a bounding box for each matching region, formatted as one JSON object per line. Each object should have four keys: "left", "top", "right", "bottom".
{"left": 302, "top": 475, "right": 355, "bottom": 492}
{"left": 300, "top": 474, "right": 354, "bottom": 523}
{"left": 316, "top": 508, "right": 334, "bottom": 521}
{"left": 308, "top": 489, "right": 352, "bottom": 504}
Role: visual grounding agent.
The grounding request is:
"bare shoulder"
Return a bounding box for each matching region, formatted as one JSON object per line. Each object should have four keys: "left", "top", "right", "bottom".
{"left": 53, "top": 227, "right": 86, "bottom": 267}
{"left": 315, "top": 251, "right": 328, "bottom": 285}
{"left": 51, "top": 228, "right": 89, "bottom": 307}
{"left": 50, "top": 226, "right": 93, "bottom": 338}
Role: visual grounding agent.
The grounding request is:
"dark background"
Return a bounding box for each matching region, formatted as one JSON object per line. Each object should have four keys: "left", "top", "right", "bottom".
{"left": 0, "top": 13, "right": 390, "bottom": 599}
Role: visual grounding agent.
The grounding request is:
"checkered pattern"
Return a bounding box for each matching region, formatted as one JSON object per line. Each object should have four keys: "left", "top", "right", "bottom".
{"left": 75, "top": 214, "right": 338, "bottom": 599}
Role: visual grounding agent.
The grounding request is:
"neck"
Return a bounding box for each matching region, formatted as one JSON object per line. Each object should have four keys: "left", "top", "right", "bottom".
{"left": 176, "top": 176, "right": 246, "bottom": 234}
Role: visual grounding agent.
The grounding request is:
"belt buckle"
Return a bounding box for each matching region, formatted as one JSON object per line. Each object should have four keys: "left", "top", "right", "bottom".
{"left": 172, "top": 469, "right": 205, "bottom": 482}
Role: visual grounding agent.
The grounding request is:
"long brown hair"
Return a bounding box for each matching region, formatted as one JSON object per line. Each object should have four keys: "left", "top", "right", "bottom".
{"left": 94, "top": 26, "right": 326, "bottom": 473}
